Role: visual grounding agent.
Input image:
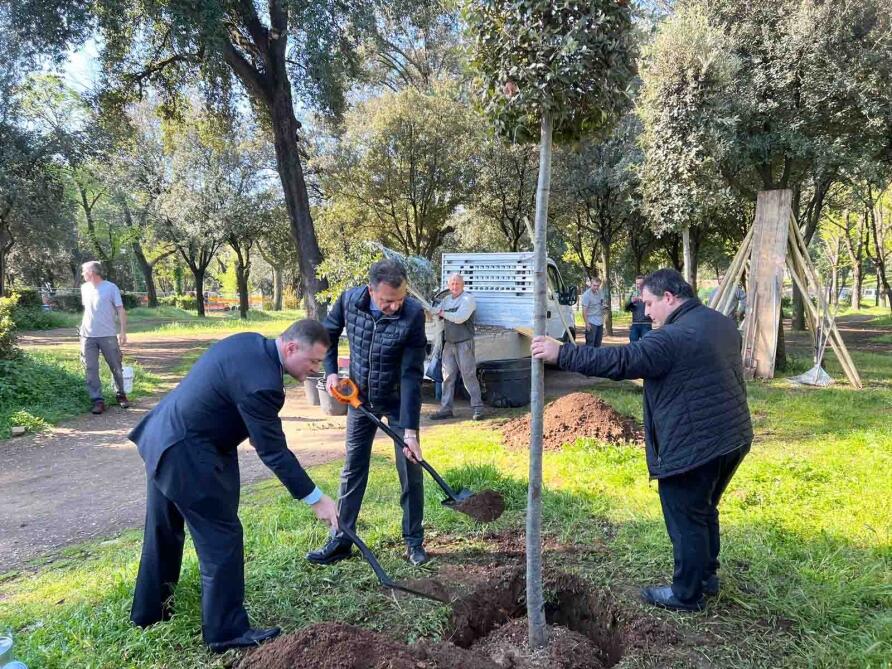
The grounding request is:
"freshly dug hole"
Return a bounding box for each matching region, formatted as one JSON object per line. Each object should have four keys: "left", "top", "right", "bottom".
{"left": 238, "top": 569, "right": 635, "bottom": 669}
{"left": 502, "top": 392, "right": 643, "bottom": 450}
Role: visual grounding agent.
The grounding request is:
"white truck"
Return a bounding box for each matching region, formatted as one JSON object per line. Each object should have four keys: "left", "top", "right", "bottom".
{"left": 427, "top": 252, "right": 578, "bottom": 364}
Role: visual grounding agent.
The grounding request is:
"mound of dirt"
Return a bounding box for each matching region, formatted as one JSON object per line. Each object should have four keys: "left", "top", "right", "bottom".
{"left": 502, "top": 393, "right": 643, "bottom": 450}
{"left": 471, "top": 618, "right": 605, "bottom": 669}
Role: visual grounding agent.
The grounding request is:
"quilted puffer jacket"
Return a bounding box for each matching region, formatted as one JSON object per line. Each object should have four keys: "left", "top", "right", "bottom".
{"left": 323, "top": 286, "right": 427, "bottom": 429}
{"left": 558, "top": 299, "right": 752, "bottom": 478}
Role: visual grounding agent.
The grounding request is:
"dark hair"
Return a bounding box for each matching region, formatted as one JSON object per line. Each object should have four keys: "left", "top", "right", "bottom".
{"left": 369, "top": 259, "right": 407, "bottom": 289}
{"left": 281, "top": 319, "right": 331, "bottom": 347}
{"left": 635, "top": 274, "right": 645, "bottom": 281}
{"left": 642, "top": 268, "right": 695, "bottom": 299}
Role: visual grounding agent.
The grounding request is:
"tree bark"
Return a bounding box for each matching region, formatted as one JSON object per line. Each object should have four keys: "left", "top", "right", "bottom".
{"left": 0, "top": 221, "right": 13, "bottom": 297}
{"left": 191, "top": 267, "right": 206, "bottom": 317}
{"left": 600, "top": 244, "right": 614, "bottom": 337}
{"left": 682, "top": 226, "right": 693, "bottom": 285}
{"left": 131, "top": 241, "right": 158, "bottom": 307}
{"left": 229, "top": 236, "right": 251, "bottom": 319}
{"left": 273, "top": 266, "right": 284, "bottom": 311}
{"left": 527, "top": 113, "right": 552, "bottom": 652}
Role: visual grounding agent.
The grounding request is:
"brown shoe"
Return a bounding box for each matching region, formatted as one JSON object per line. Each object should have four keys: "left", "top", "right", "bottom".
{"left": 116, "top": 393, "right": 130, "bottom": 409}
{"left": 91, "top": 400, "right": 106, "bottom": 415}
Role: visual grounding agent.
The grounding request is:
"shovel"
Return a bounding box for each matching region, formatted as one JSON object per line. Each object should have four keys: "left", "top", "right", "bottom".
{"left": 337, "top": 525, "right": 449, "bottom": 603}
{"left": 331, "top": 379, "right": 505, "bottom": 521}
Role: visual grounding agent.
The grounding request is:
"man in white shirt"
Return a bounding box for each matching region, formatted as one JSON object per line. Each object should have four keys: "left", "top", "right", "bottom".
{"left": 79, "top": 261, "right": 129, "bottom": 414}
{"left": 580, "top": 277, "right": 608, "bottom": 347}
{"left": 429, "top": 273, "right": 485, "bottom": 421}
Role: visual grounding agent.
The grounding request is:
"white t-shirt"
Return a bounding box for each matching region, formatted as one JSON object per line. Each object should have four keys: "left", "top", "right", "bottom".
{"left": 80, "top": 281, "right": 123, "bottom": 337}
{"left": 580, "top": 288, "right": 606, "bottom": 326}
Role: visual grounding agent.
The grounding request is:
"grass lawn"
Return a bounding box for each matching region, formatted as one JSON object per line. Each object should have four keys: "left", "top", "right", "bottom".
{"left": 0, "top": 347, "right": 162, "bottom": 439}
{"left": 0, "top": 331, "right": 889, "bottom": 667}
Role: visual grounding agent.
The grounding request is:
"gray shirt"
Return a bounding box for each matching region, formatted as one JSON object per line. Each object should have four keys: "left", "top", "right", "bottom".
{"left": 580, "top": 288, "right": 606, "bottom": 326}
{"left": 439, "top": 291, "right": 476, "bottom": 343}
{"left": 80, "top": 280, "right": 123, "bottom": 338}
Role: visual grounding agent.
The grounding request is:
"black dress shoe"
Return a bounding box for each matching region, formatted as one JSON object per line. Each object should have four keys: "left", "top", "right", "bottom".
{"left": 306, "top": 537, "right": 353, "bottom": 565}
{"left": 208, "top": 626, "right": 281, "bottom": 653}
{"left": 640, "top": 585, "right": 704, "bottom": 612}
{"left": 703, "top": 574, "right": 719, "bottom": 597}
{"left": 407, "top": 545, "right": 429, "bottom": 566}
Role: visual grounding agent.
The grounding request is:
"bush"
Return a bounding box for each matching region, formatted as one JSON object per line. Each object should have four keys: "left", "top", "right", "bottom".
{"left": 12, "top": 306, "right": 78, "bottom": 331}
{"left": 12, "top": 289, "right": 43, "bottom": 308}
{"left": 0, "top": 294, "right": 19, "bottom": 359}
{"left": 53, "top": 294, "right": 84, "bottom": 312}
{"left": 121, "top": 293, "right": 140, "bottom": 309}
{"left": 158, "top": 294, "right": 198, "bottom": 310}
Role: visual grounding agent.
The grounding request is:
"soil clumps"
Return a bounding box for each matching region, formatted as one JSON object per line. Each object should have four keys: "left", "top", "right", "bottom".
{"left": 449, "top": 489, "right": 506, "bottom": 522}
{"left": 501, "top": 392, "right": 643, "bottom": 450}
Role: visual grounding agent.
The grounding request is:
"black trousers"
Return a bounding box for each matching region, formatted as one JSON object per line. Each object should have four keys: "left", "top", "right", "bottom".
{"left": 585, "top": 325, "right": 604, "bottom": 347}
{"left": 334, "top": 406, "right": 424, "bottom": 547}
{"left": 131, "top": 441, "right": 250, "bottom": 644}
{"left": 657, "top": 445, "right": 749, "bottom": 602}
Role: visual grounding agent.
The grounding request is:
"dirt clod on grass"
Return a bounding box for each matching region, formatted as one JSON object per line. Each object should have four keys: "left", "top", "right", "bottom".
{"left": 449, "top": 489, "right": 506, "bottom": 523}
{"left": 472, "top": 618, "right": 605, "bottom": 669}
{"left": 501, "top": 392, "right": 643, "bottom": 450}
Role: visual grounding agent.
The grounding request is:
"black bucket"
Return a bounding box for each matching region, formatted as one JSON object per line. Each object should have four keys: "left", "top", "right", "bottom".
{"left": 477, "top": 358, "right": 531, "bottom": 408}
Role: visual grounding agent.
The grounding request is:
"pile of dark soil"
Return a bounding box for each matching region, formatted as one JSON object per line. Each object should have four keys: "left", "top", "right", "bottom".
{"left": 450, "top": 489, "right": 506, "bottom": 522}
{"left": 501, "top": 392, "right": 643, "bottom": 450}
{"left": 237, "top": 565, "right": 657, "bottom": 669}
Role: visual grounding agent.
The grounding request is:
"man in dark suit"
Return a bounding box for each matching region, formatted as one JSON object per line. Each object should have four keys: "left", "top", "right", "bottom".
{"left": 306, "top": 259, "right": 429, "bottom": 567}
{"left": 533, "top": 269, "right": 751, "bottom": 612}
{"left": 129, "top": 319, "right": 339, "bottom": 652}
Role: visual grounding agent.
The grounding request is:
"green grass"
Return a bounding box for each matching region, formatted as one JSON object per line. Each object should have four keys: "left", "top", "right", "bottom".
{"left": 1, "top": 324, "right": 890, "bottom": 667}
{"left": 128, "top": 308, "right": 306, "bottom": 337}
{"left": 0, "top": 347, "right": 163, "bottom": 439}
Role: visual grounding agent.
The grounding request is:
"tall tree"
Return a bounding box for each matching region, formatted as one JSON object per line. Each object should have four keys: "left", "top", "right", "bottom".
{"left": 464, "top": 0, "right": 635, "bottom": 648}
{"left": 8, "top": 1, "right": 384, "bottom": 318}
{"left": 317, "top": 85, "right": 476, "bottom": 258}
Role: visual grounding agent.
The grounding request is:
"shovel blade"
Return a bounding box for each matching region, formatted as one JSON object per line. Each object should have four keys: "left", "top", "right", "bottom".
{"left": 441, "top": 488, "right": 474, "bottom": 506}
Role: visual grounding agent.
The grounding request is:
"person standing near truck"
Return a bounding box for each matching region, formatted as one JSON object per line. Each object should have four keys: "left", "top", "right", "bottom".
{"left": 580, "top": 277, "right": 608, "bottom": 347}
{"left": 430, "top": 273, "right": 485, "bottom": 421}
{"left": 79, "top": 260, "right": 129, "bottom": 414}
{"left": 625, "top": 274, "right": 653, "bottom": 342}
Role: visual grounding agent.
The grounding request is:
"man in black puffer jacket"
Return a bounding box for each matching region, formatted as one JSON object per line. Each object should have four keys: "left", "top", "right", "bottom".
{"left": 307, "top": 260, "right": 430, "bottom": 567}
{"left": 532, "top": 268, "right": 752, "bottom": 612}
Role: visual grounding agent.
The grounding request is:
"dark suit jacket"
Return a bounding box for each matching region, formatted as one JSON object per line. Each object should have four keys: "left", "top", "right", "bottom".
{"left": 129, "top": 333, "right": 316, "bottom": 500}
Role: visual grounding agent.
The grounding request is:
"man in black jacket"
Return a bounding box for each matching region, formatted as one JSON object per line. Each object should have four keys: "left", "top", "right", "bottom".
{"left": 129, "top": 320, "right": 339, "bottom": 652}
{"left": 532, "top": 269, "right": 752, "bottom": 612}
{"left": 307, "top": 259, "right": 429, "bottom": 567}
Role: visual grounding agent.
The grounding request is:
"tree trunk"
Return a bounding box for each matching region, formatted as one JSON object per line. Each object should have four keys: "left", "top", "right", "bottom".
{"left": 273, "top": 266, "right": 284, "bottom": 311}
{"left": 191, "top": 267, "right": 206, "bottom": 318}
{"left": 131, "top": 241, "right": 159, "bottom": 307}
{"left": 852, "top": 264, "right": 862, "bottom": 310}
{"left": 230, "top": 238, "right": 251, "bottom": 319}
{"left": 268, "top": 90, "right": 329, "bottom": 320}
{"left": 527, "top": 113, "right": 552, "bottom": 652}
{"left": 0, "top": 222, "right": 12, "bottom": 296}
{"left": 775, "top": 316, "right": 786, "bottom": 371}
{"left": 601, "top": 244, "right": 614, "bottom": 337}
{"left": 682, "top": 226, "right": 693, "bottom": 285}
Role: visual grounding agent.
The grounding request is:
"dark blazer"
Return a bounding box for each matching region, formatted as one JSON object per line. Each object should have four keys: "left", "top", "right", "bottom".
{"left": 129, "top": 332, "right": 315, "bottom": 499}
{"left": 559, "top": 299, "right": 752, "bottom": 478}
{"left": 323, "top": 286, "right": 426, "bottom": 429}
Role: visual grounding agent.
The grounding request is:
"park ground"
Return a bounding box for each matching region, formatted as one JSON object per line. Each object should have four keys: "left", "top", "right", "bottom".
{"left": 0, "top": 307, "right": 890, "bottom": 668}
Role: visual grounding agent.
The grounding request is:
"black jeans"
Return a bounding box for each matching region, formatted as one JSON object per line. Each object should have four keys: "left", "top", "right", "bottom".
{"left": 131, "top": 441, "right": 249, "bottom": 644}
{"left": 584, "top": 324, "right": 604, "bottom": 347}
{"left": 657, "top": 444, "right": 749, "bottom": 602}
{"left": 334, "top": 406, "right": 424, "bottom": 547}
{"left": 629, "top": 323, "right": 652, "bottom": 342}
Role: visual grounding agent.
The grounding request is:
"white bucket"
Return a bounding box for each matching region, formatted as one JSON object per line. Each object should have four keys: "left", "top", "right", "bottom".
{"left": 122, "top": 366, "right": 135, "bottom": 394}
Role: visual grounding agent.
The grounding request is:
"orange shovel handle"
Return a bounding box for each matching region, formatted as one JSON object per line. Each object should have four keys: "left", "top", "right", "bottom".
{"left": 330, "top": 377, "right": 363, "bottom": 408}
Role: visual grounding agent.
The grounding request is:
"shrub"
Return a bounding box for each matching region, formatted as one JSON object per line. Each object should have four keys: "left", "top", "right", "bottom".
{"left": 0, "top": 294, "right": 19, "bottom": 359}
{"left": 121, "top": 293, "right": 140, "bottom": 309}
{"left": 53, "top": 294, "right": 84, "bottom": 312}
{"left": 12, "top": 306, "right": 78, "bottom": 331}
{"left": 159, "top": 294, "right": 198, "bottom": 310}
{"left": 13, "top": 289, "right": 43, "bottom": 308}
